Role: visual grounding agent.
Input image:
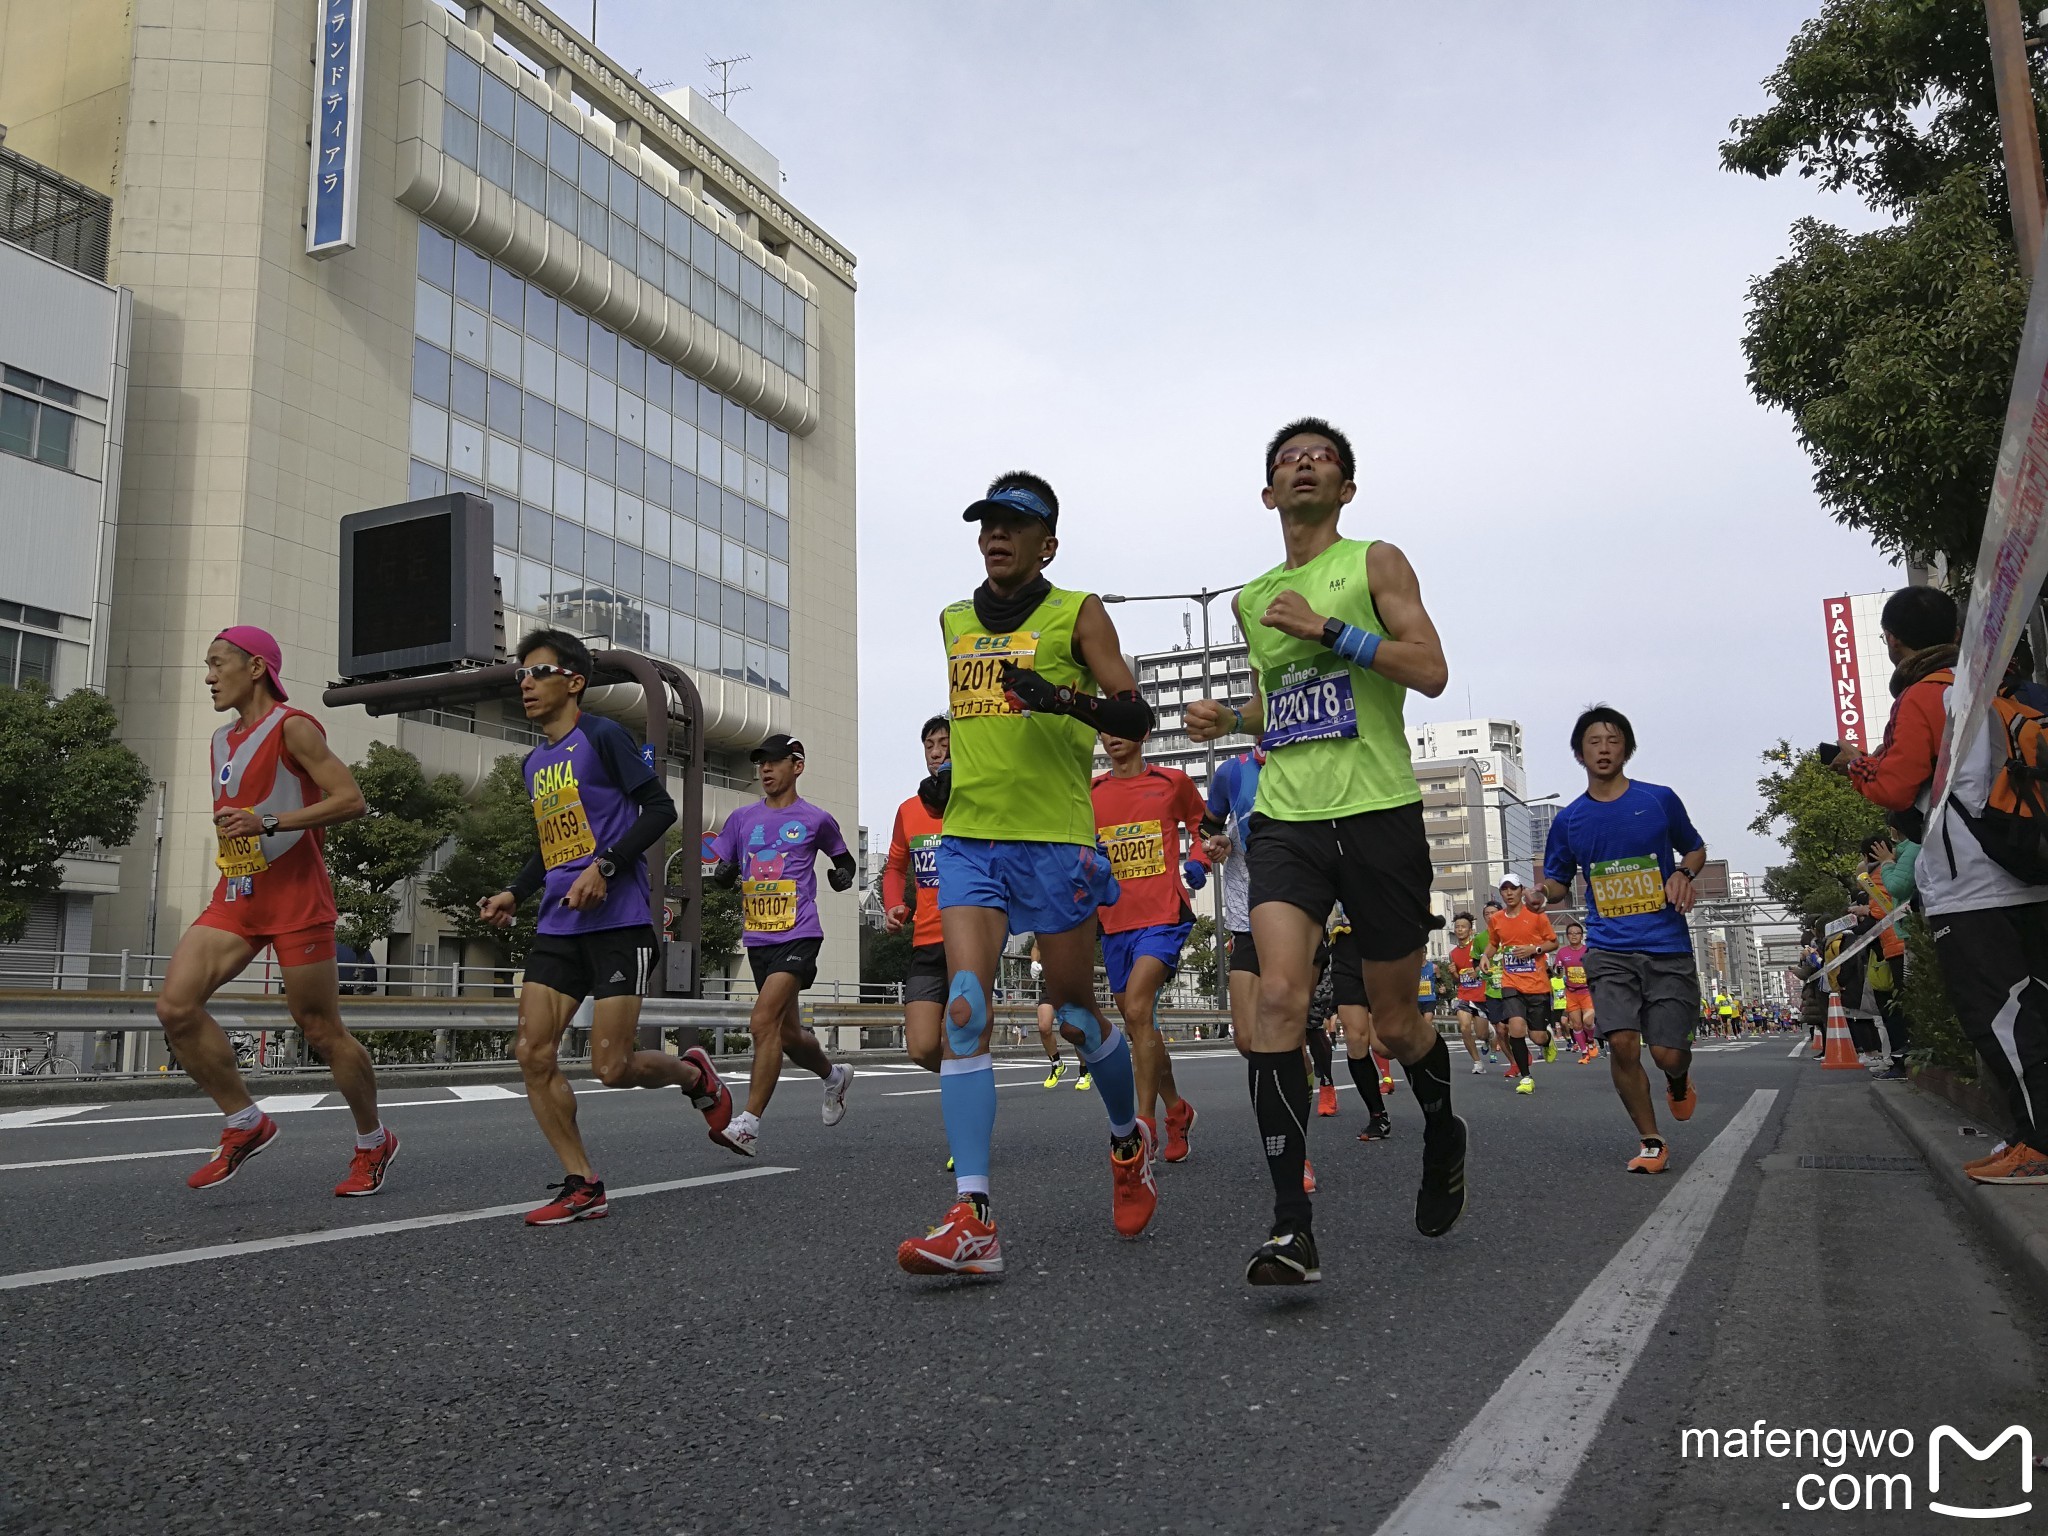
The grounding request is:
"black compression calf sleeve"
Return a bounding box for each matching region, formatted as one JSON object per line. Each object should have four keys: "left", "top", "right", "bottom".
{"left": 1247, "top": 1050, "right": 1314, "bottom": 1233}
{"left": 1403, "top": 1036, "right": 1455, "bottom": 1147}
{"left": 1347, "top": 1053, "right": 1384, "bottom": 1115}
{"left": 1305, "top": 1027, "right": 1334, "bottom": 1085}
{"left": 1508, "top": 1035, "right": 1530, "bottom": 1075}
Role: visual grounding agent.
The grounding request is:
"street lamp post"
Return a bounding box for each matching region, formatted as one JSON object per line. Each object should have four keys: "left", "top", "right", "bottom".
{"left": 1101, "top": 585, "right": 1245, "bottom": 1009}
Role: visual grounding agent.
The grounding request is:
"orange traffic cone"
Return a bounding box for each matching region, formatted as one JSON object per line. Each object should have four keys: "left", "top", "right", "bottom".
{"left": 1821, "top": 991, "right": 1862, "bottom": 1070}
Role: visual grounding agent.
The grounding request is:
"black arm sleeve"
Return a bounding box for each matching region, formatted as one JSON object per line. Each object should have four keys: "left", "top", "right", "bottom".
{"left": 601, "top": 775, "right": 679, "bottom": 869}
{"left": 1063, "top": 688, "right": 1155, "bottom": 741}
{"left": 709, "top": 859, "right": 740, "bottom": 889}
{"left": 506, "top": 851, "right": 547, "bottom": 905}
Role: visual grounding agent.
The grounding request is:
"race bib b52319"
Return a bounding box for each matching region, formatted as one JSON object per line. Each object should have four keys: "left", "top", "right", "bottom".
{"left": 1589, "top": 855, "right": 1667, "bottom": 919}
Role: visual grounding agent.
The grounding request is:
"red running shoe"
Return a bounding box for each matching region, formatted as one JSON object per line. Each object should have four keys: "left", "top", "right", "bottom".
{"left": 1162, "top": 1098, "right": 1197, "bottom": 1163}
{"left": 186, "top": 1113, "right": 280, "bottom": 1190}
{"left": 684, "top": 1046, "right": 732, "bottom": 1137}
{"left": 1110, "top": 1124, "right": 1159, "bottom": 1237}
{"left": 1303, "top": 1157, "right": 1318, "bottom": 1194}
{"left": 897, "top": 1200, "right": 1005, "bottom": 1275}
{"left": 1316, "top": 1083, "right": 1338, "bottom": 1117}
{"left": 524, "top": 1174, "right": 608, "bottom": 1225}
{"left": 333, "top": 1127, "right": 400, "bottom": 1197}
{"left": 1138, "top": 1115, "right": 1158, "bottom": 1161}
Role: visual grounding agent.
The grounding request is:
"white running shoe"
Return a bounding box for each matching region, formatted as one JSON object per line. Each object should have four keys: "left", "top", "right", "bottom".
{"left": 1470, "top": 1059, "right": 1486, "bottom": 1074}
{"left": 822, "top": 1063, "right": 853, "bottom": 1126}
{"left": 717, "top": 1110, "right": 761, "bottom": 1156}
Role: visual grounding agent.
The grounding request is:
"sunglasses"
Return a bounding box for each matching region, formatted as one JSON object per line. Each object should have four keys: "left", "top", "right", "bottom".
{"left": 1274, "top": 445, "right": 1342, "bottom": 467}
{"left": 514, "top": 664, "right": 578, "bottom": 683}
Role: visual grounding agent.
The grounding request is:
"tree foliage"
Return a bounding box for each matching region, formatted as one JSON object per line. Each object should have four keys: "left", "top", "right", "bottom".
{"left": 322, "top": 742, "right": 464, "bottom": 952}
{"left": 1748, "top": 740, "right": 1888, "bottom": 921}
{"left": 0, "top": 683, "right": 152, "bottom": 943}
{"left": 1724, "top": 0, "right": 2048, "bottom": 572}
{"left": 700, "top": 879, "right": 743, "bottom": 971}
{"left": 860, "top": 920, "right": 914, "bottom": 985}
{"left": 423, "top": 754, "right": 541, "bottom": 962}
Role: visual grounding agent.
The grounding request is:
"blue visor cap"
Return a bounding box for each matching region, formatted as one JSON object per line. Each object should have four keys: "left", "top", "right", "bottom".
{"left": 961, "top": 485, "right": 1057, "bottom": 532}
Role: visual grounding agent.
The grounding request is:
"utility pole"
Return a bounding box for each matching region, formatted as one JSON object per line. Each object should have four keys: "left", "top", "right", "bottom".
{"left": 1987, "top": 0, "right": 2047, "bottom": 279}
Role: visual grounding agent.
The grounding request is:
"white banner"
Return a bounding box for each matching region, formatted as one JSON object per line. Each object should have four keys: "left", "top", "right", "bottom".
{"left": 1799, "top": 903, "right": 1908, "bottom": 989}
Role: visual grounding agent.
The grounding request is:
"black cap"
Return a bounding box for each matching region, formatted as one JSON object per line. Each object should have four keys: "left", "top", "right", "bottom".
{"left": 749, "top": 733, "right": 806, "bottom": 764}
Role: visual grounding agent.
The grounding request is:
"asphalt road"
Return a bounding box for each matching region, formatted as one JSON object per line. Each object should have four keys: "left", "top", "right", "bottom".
{"left": 2, "top": 1039, "right": 2043, "bottom": 1534}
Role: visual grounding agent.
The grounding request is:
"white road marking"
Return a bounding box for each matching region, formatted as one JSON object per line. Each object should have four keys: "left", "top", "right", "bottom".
{"left": 0, "top": 1146, "right": 214, "bottom": 1173}
{"left": 0, "top": 1166, "right": 799, "bottom": 1292}
{"left": 884, "top": 1081, "right": 1069, "bottom": 1097}
{"left": 1370, "top": 1088, "right": 1777, "bottom": 1536}
{"left": 254, "top": 1094, "right": 331, "bottom": 1114}
{"left": 0, "top": 1106, "right": 108, "bottom": 1130}
{"left": 0, "top": 1085, "right": 633, "bottom": 1133}
{"left": 447, "top": 1084, "right": 521, "bottom": 1101}
{"left": 1788, "top": 1039, "right": 1810, "bottom": 1058}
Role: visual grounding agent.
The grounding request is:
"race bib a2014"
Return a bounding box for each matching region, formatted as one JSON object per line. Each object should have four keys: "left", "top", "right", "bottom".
{"left": 741, "top": 878, "right": 798, "bottom": 932}
{"left": 948, "top": 631, "right": 1041, "bottom": 719}
{"left": 1102, "top": 820, "right": 1166, "bottom": 882}
{"left": 1589, "top": 855, "right": 1667, "bottom": 918}
{"left": 1263, "top": 668, "right": 1357, "bottom": 749}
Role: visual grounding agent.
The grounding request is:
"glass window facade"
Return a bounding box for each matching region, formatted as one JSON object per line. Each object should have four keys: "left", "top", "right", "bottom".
{"left": 0, "top": 366, "right": 84, "bottom": 472}
{"left": 441, "top": 43, "right": 811, "bottom": 382}
{"left": 411, "top": 224, "right": 792, "bottom": 696}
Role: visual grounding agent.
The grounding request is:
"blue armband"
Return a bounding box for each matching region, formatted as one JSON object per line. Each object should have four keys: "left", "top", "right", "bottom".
{"left": 1329, "top": 622, "right": 1381, "bottom": 671}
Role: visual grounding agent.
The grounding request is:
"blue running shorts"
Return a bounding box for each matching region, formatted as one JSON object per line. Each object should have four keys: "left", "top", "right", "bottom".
{"left": 1102, "top": 921, "right": 1193, "bottom": 995}
{"left": 936, "top": 837, "right": 1119, "bottom": 937}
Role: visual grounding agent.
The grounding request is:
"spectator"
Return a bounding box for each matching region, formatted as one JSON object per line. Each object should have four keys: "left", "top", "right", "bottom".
{"left": 1832, "top": 584, "right": 2048, "bottom": 1183}
{"left": 1795, "top": 928, "right": 1828, "bottom": 1056}
{"left": 335, "top": 941, "right": 379, "bottom": 997}
{"left": 1854, "top": 835, "right": 1911, "bottom": 1078}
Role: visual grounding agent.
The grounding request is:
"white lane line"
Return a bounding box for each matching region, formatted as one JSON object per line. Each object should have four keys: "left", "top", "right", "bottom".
{"left": 1788, "top": 1039, "right": 1809, "bottom": 1058}
{"left": 885, "top": 1081, "right": 1075, "bottom": 1098}
{"left": 0, "top": 1166, "right": 798, "bottom": 1291}
{"left": 0, "top": 1105, "right": 108, "bottom": 1130}
{"left": 0, "top": 1146, "right": 215, "bottom": 1173}
{"left": 255, "top": 1094, "right": 332, "bottom": 1114}
{"left": 1371, "top": 1088, "right": 1778, "bottom": 1536}
{"left": 0, "top": 1085, "right": 633, "bottom": 1133}
{"left": 447, "top": 1084, "right": 521, "bottom": 1101}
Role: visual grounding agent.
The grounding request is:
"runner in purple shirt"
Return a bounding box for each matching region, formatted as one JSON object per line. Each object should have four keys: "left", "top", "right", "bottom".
{"left": 705, "top": 733, "right": 859, "bottom": 1155}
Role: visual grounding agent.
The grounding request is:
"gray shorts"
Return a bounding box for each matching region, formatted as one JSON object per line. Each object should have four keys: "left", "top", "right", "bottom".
{"left": 1585, "top": 948, "right": 1698, "bottom": 1051}
{"left": 904, "top": 942, "right": 947, "bottom": 1006}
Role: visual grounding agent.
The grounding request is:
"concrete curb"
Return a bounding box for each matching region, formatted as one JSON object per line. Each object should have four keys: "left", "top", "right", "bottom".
{"left": 1870, "top": 1078, "right": 2048, "bottom": 1304}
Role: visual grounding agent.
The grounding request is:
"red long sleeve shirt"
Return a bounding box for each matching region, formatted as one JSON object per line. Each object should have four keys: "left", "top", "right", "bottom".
{"left": 881, "top": 794, "right": 945, "bottom": 948}
{"left": 1846, "top": 672, "right": 1947, "bottom": 812}
{"left": 1090, "top": 764, "right": 1211, "bottom": 935}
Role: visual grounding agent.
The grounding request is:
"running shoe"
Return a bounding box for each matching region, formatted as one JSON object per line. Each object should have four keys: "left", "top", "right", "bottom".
{"left": 1543, "top": 1040, "right": 1558, "bottom": 1063}
{"left": 524, "top": 1174, "right": 608, "bottom": 1225}
{"left": 1316, "top": 1083, "right": 1338, "bottom": 1117}
{"left": 1515, "top": 1077, "right": 1535, "bottom": 1095}
{"left": 822, "top": 1062, "right": 853, "bottom": 1126}
{"left": 1470, "top": 1059, "right": 1486, "bottom": 1075}
{"left": 1504, "top": 1063, "right": 1520, "bottom": 1080}
{"left": 1971, "top": 1142, "right": 2048, "bottom": 1184}
{"left": 1360, "top": 1112, "right": 1392, "bottom": 1142}
{"left": 1163, "top": 1098, "right": 1196, "bottom": 1163}
{"left": 1666, "top": 1076, "right": 1696, "bottom": 1122}
{"left": 1138, "top": 1115, "right": 1159, "bottom": 1162}
{"left": 1245, "top": 1227, "right": 1321, "bottom": 1286}
{"left": 186, "top": 1113, "right": 280, "bottom": 1190}
{"left": 684, "top": 1047, "right": 732, "bottom": 1137}
{"left": 713, "top": 1109, "right": 760, "bottom": 1157}
{"left": 1043, "top": 1059, "right": 1068, "bottom": 1089}
{"left": 1110, "top": 1125, "right": 1158, "bottom": 1237}
{"left": 1415, "top": 1114, "right": 1469, "bottom": 1238}
{"left": 1075, "top": 1071, "right": 1093, "bottom": 1092}
{"left": 897, "top": 1199, "right": 1005, "bottom": 1275}
{"left": 1302, "top": 1157, "right": 1318, "bottom": 1194}
{"left": 1627, "top": 1139, "right": 1670, "bottom": 1175}
{"left": 333, "top": 1128, "right": 400, "bottom": 1197}
{"left": 1963, "top": 1140, "right": 2010, "bottom": 1175}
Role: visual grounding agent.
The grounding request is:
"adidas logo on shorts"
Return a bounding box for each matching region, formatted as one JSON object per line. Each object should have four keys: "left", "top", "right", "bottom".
{"left": 608, "top": 970, "right": 626, "bottom": 983}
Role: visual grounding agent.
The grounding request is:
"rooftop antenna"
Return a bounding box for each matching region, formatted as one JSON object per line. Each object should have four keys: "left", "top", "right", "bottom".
{"left": 634, "top": 67, "right": 676, "bottom": 92}
{"left": 705, "top": 53, "right": 752, "bottom": 115}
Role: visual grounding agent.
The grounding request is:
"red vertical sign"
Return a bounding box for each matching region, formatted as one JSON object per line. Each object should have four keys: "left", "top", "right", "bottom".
{"left": 1823, "top": 597, "right": 1867, "bottom": 749}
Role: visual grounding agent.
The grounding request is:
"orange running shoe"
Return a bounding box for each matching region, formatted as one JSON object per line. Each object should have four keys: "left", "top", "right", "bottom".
{"left": 897, "top": 1199, "right": 1004, "bottom": 1275}
{"left": 1138, "top": 1115, "right": 1158, "bottom": 1161}
{"left": 1111, "top": 1125, "right": 1159, "bottom": 1237}
{"left": 1302, "top": 1157, "right": 1318, "bottom": 1194}
{"left": 1667, "top": 1076, "right": 1697, "bottom": 1122}
{"left": 186, "top": 1113, "right": 280, "bottom": 1190}
{"left": 333, "top": 1127, "right": 401, "bottom": 1197}
{"left": 1627, "top": 1139, "right": 1670, "bottom": 1174}
{"left": 1316, "top": 1083, "right": 1338, "bottom": 1117}
{"left": 684, "top": 1046, "right": 733, "bottom": 1137}
{"left": 1162, "top": 1098, "right": 1196, "bottom": 1163}
{"left": 1971, "top": 1142, "right": 2048, "bottom": 1184}
{"left": 1963, "top": 1140, "right": 2009, "bottom": 1175}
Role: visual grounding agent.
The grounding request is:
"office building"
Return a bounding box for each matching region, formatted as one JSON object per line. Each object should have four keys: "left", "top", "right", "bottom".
{"left": 1407, "top": 716, "right": 1539, "bottom": 886}
{"left": 3, "top": 0, "right": 860, "bottom": 985}
{"left": 1414, "top": 757, "right": 1487, "bottom": 954}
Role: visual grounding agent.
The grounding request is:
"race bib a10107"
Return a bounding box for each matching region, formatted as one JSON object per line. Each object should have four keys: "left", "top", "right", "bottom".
{"left": 741, "top": 878, "right": 799, "bottom": 932}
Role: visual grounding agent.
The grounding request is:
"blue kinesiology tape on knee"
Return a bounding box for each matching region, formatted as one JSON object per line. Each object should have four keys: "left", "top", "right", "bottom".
{"left": 1084, "top": 1026, "right": 1138, "bottom": 1137}
{"left": 1056, "top": 1002, "right": 1105, "bottom": 1057}
{"left": 945, "top": 972, "right": 989, "bottom": 1056}
{"left": 939, "top": 1055, "right": 997, "bottom": 1183}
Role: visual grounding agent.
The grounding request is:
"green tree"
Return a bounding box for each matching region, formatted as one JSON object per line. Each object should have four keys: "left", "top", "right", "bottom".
{"left": 0, "top": 682, "right": 152, "bottom": 942}
{"left": 1723, "top": 0, "right": 2048, "bottom": 572}
{"left": 322, "top": 742, "right": 463, "bottom": 952}
{"left": 1748, "top": 740, "right": 1887, "bottom": 921}
{"left": 700, "top": 880, "right": 743, "bottom": 970}
{"left": 1182, "top": 913, "right": 1220, "bottom": 1004}
{"left": 861, "top": 921, "right": 913, "bottom": 985}
{"left": 423, "top": 753, "right": 541, "bottom": 962}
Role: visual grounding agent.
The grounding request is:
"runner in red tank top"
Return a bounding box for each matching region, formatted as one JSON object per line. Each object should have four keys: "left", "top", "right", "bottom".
{"left": 156, "top": 626, "right": 397, "bottom": 1198}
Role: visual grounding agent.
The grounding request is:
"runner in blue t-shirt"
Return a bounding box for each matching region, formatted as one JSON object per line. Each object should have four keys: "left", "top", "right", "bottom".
{"left": 1202, "top": 746, "right": 1265, "bottom": 1047}
{"left": 1540, "top": 705, "right": 1706, "bottom": 1175}
{"left": 481, "top": 630, "right": 734, "bottom": 1226}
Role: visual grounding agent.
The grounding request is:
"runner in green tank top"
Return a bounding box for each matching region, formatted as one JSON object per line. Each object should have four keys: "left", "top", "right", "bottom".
{"left": 896, "top": 471, "right": 1165, "bottom": 1280}
{"left": 1187, "top": 417, "right": 1470, "bottom": 1286}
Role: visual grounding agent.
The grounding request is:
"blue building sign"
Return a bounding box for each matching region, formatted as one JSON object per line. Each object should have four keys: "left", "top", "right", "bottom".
{"left": 307, "top": 0, "right": 367, "bottom": 258}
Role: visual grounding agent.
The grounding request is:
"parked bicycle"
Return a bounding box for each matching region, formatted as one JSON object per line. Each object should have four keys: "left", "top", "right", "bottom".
{"left": 0, "top": 1033, "right": 81, "bottom": 1076}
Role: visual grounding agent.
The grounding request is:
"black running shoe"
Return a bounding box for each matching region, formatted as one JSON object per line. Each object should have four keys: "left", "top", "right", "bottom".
{"left": 1415, "top": 1114, "right": 1468, "bottom": 1238}
{"left": 1245, "top": 1228, "right": 1322, "bottom": 1286}
{"left": 1359, "top": 1112, "right": 1392, "bottom": 1142}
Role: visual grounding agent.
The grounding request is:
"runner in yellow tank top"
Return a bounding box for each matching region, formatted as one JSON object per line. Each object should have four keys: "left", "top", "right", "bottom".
{"left": 1187, "top": 417, "right": 1469, "bottom": 1287}
{"left": 896, "top": 471, "right": 1165, "bottom": 1280}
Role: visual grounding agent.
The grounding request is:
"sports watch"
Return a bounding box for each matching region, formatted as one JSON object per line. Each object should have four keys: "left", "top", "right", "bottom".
{"left": 259, "top": 813, "right": 281, "bottom": 837}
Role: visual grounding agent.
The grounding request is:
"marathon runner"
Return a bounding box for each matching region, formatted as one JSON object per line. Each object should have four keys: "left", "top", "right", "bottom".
{"left": 897, "top": 472, "right": 1158, "bottom": 1277}
{"left": 883, "top": 715, "right": 953, "bottom": 1073}
{"left": 1490, "top": 874, "right": 1558, "bottom": 1094}
{"left": 1203, "top": 746, "right": 1266, "bottom": 1050}
{"left": 1328, "top": 906, "right": 1396, "bottom": 1141}
{"left": 480, "top": 630, "right": 731, "bottom": 1224}
{"left": 1540, "top": 706, "right": 1705, "bottom": 1173}
{"left": 704, "top": 732, "right": 859, "bottom": 1156}
{"left": 160, "top": 626, "right": 396, "bottom": 1196}
{"left": 1528, "top": 886, "right": 1563, "bottom": 1062}
{"left": 1092, "top": 732, "right": 1210, "bottom": 1161}
{"left": 1186, "top": 417, "right": 1467, "bottom": 1286}
{"left": 1558, "top": 920, "right": 1598, "bottom": 1061}
{"left": 1449, "top": 913, "right": 1492, "bottom": 1074}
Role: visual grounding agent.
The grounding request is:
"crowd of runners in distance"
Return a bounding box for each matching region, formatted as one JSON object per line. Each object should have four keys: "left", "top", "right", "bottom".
{"left": 157, "top": 413, "right": 1792, "bottom": 1281}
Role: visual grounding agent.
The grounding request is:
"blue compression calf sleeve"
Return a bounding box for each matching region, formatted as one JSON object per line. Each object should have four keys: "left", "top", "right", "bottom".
{"left": 945, "top": 972, "right": 990, "bottom": 1056}
{"left": 939, "top": 1055, "right": 997, "bottom": 1196}
{"left": 1083, "top": 1026, "right": 1138, "bottom": 1138}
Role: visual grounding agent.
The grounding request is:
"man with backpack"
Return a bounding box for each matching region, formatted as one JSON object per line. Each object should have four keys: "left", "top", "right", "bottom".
{"left": 1831, "top": 585, "right": 2048, "bottom": 1185}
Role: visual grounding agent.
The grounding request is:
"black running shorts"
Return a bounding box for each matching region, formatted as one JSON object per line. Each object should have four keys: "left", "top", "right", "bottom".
{"left": 748, "top": 936, "right": 822, "bottom": 991}
{"left": 1246, "top": 803, "right": 1432, "bottom": 963}
{"left": 524, "top": 926, "right": 659, "bottom": 1004}
{"left": 1498, "top": 991, "right": 1552, "bottom": 1032}
{"left": 1229, "top": 928, "right": 1260, "bottom": 976}
{"left": 904, "top": 941, "right": 947, "bottom": 1005}
{"left": 1327, "top": 928, "right": 1369, "bottom": 1010}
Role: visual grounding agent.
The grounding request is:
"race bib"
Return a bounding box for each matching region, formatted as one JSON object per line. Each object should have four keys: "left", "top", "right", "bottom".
{"left": 910, "top": 833, "right": 941, "bottom": 890}
{"left": 533, "top": 784, "right": 598, "bottom": 871}
{"left": 948, "top": 631, "right": 1041, "bottom": 719}
{"left": 1589, "top": 855, "right": 1667, "bottom": 919}
{"left": 1459, "top": 968, "right": 1482, "bottom": 991}
{"left": 216, "top": 831, "right": 268, "bottom": 879}
{"left": 741, "top": 878, "right": 798, "bottom": 932}
{"left": 1263, "top": 667, "right": 1357, "bottom": 749}
{"left": 1102, "top": 820, "right": 1166, "bottom": 882}
{"left": 1418, "top": 975, "right": 1435, "bottom": 999}
{"left": 1503, "top": 953, "right": 1537, "bottom": 975}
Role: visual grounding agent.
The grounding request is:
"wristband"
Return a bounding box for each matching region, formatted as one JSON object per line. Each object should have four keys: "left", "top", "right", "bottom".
{"left": 1229, "top": 703, "right": 1245, "bottom": 735}
{"left": 1322, "top": 618, "right": 1382, "bottom": 671}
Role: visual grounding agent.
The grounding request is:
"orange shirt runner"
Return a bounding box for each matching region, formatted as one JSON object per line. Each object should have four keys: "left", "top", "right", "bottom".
{"left": 882, "top": 792, "right": 946, "bottom": 948}
{"left": 195, "top": 703, "right": 339, "bottom": 961}
{"left": 1089, "top": 765, "right": 1211, "bottom": 934}
{"left": 1487, "top": 906, "right": 1556, "bottom": 995}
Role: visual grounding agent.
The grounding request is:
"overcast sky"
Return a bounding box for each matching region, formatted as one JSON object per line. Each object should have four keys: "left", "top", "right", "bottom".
{"left": 595, "top": 0, "right": 1900, "bottom": 876}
